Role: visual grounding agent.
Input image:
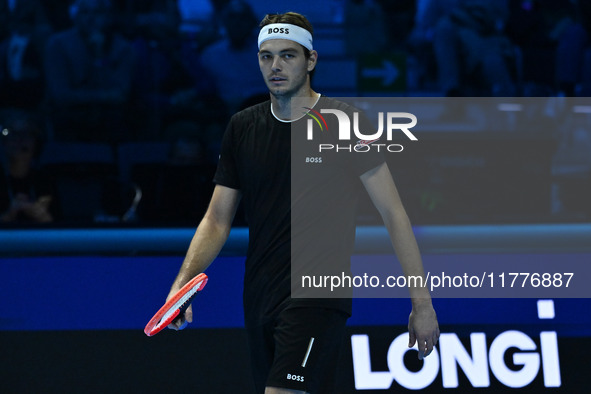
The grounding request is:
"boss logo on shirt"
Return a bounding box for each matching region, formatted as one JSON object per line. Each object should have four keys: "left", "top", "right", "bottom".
{"left": 268, "top": 27, "right": 289, "bottom": 34}
{"left": 287, "top": 373, "right": 305, "bottom": 382}
{"left": 305, "top": 157, "right": 322, "bottom": 163}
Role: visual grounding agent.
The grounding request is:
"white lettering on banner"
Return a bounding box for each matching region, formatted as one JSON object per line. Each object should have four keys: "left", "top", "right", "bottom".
{"left": 440, "top": 333, "right": 489, "bottom": 387}
{"left": 540, "top": 331, "right": 561, "bottom": 387}
{"left": 351, "top": 334, "right": 439, "bottom": 390}
{"left": 351, "top": 300, "right": 561, "bottom": 390}
{"left": 489, "top": 331, "right": 540, "bottom": 388}
{"left": 351, "top": 334, "right": 400, "bottom": 390}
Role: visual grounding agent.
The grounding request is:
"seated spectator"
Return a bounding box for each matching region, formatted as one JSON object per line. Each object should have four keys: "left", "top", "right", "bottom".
{"left": 428, "top": 0, "right": 517, "bottom": 96}
{"left": 112, "top": 0, "right": 180, "bottom": 41}
{"left": 126, "top": 1, "right": 222, "bottom": 140}
{"left": 0, "top": 0, "right": 51, "bottom": 110}
{"left": 505, "top": 0, "right": 575, "bottom": 95}
{"left": 199, "top": 0, "right": 267, "bottom": 114}
{"left": 407, "top": 0, "right": 458, "bottom": 90}
{"left": 409, "top": 0, "right": 452, "bottom": 45}
{"left": 344, "top": 0, "right": 388, "bottom": 56}
{"left": 177, "top": 0, "right": 219, "bottom": 52}
{"left": 0, "top": 109, "right": 57, "bottom": 224}
{"left": 555, "top": 0, "right": 591, "bottom": 96}
{"left": 44, "top": 0, "right": 135, "bottom": 142}
{"left": 376, "top": 0, "right": 416, "bottom": 49}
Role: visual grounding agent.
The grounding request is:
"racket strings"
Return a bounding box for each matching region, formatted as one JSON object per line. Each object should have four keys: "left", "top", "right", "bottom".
{"left": 178, "top": 286, "right": 199, "bottom": 313}
{"left": 156, "top": 280, "right": 203, "bottom": 329}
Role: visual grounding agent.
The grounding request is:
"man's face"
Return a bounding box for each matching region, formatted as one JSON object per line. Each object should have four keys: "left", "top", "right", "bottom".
{"left": 258, "top": 39, "right": 317, "bottom": 98}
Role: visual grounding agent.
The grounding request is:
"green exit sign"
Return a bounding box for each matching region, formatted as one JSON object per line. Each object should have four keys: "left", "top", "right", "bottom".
{"left": 358, "top": 53, "right": 407, "bottom": 92}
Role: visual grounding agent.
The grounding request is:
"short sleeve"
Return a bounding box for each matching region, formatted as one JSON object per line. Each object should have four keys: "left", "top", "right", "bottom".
{"left": 342, "top": 106, "right": 386, "bottom": 177}
{"left": 213, "top": 117, "right": 241, "bottom": 190}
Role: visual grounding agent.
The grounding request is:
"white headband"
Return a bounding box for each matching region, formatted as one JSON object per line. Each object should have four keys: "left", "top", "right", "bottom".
{"left": 258, "top": 23, "right": 313, "bottom": 51}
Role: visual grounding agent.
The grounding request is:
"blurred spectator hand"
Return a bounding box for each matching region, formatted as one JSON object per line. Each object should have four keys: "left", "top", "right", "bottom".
{"left": 1, "top": 193, "right": 53, "bottom": 223}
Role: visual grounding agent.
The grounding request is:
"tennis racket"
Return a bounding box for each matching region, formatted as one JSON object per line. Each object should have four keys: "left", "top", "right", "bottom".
{"left": 144, "top": 273, "right": 208, "bottom": 337}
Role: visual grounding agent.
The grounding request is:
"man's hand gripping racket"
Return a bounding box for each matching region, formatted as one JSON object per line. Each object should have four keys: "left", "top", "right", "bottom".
{"left": 144, "top": 273, "right": 208, "bottom": 336}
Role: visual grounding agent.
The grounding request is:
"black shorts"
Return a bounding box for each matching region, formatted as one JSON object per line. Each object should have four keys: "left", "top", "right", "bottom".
{"left": 246, "top": 307, "right": 349, "bottom": 393}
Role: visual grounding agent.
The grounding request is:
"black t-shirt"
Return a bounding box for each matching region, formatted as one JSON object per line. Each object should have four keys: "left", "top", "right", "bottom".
{"left": 214, "top": 96, "right": 385, "bottom": 325}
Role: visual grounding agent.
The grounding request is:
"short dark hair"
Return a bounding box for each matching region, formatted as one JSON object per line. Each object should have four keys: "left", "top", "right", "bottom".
{"left": 259, "top": 12, "right": 316, "bottom": 79}
{"left": 259, "top": 12, "right": 313, "bottom": 35}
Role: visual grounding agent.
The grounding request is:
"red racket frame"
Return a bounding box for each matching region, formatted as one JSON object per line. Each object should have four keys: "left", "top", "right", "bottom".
{"left": 144, "top": 273, "right": 208, "bottom": 336}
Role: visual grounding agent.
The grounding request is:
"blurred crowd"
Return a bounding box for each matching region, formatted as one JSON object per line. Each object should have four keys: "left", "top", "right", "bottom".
{"left": 1, "top": 0, "right": 590, "bottom": 226}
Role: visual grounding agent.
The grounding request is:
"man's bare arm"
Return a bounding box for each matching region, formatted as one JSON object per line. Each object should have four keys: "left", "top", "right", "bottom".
{"left": 167, "top": 184, "right": 241, "bottom": 329}
{"left": 360, "top": 163, "right": 429, "bottom": 298}
{"left": 172, "top": 185, "right": 241, "bottom": 286}
{"left": 360, "top": 162, "right": 439, "bottom": 359}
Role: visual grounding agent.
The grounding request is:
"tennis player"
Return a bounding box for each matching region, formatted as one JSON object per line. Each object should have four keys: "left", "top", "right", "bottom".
{"left": 166, "top": 11, "right": 439, "bottom": 394}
